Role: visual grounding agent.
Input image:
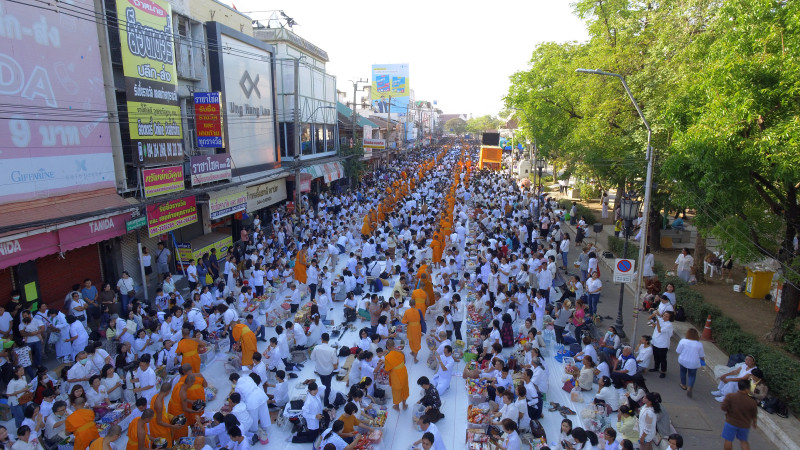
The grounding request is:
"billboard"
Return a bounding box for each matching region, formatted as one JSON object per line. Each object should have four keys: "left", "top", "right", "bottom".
{"left": 193, "top": 92, "right": 223, "bottom": 148}
{"left": 246, "top": 179, "right": 287, "bottom": 212}
{"left": 207, "top": 23, "right": 279, "bottom": 176}
{"left": 117, "top": 0, "right": 184, "bottom": 166}
{"left": 146, "top": 196, "right": 197, "bottom": 237}
{"left": 0, "top": 0, "right": 115, "bottom": 204}
{"left": 370, "top": 64, "right": 410, "bottom": 116}
{"left": 189, "top": 154, "right": 232, "bottom": 186}
{"left": 208, "top": 188, "right": 247, "bottom": 220}
{"left": 142, "top": 165, "right": 184, "bottom": 198}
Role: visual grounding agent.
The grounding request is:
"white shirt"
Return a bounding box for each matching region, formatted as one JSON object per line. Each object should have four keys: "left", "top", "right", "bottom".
{"left": 187, "top": 308, "right": 207, "bottom": 331}
{"left": 310, "top": 343, "right": 337, "bottom": 376}
{"left": 595, "top": 385, "right": 619, "bottom": 411}
{"left": 20, "top": 318, "right": 43, "bottom": 343}
{"left": 301, "top": 392, "right": 323, "bottom": 430}
{"left": 636, "top": 344, "right": 653, "bottom": 369}
{"left": 136, "top": 366, "right": 158, "bottom": 403}
{"left": 586, "top": 277, "right": 603, "bottom": 294}
{"left": 86, "top": 385, "right": 108, "bottom": 407}
{"left": 652, "top": 318, "right": 673, "bottom": 348}
{"left": 676, "top": 338, "right": 704, "bottom": 369}
{"left": 187, "top": 264, "right": 198, "bottom": 282}
{"left": 424, "top": 422, "right": 447, "bottom": 450}
{"left": 0, "top": 311, "right": 13, "bottom": 336}
{"left": 292, "top": 322, "right": 307, "bottom": 347}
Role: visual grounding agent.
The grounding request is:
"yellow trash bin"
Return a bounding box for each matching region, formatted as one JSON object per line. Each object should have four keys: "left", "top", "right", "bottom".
{"left": 745, "top": 269, "right": 774, "bottom": 299}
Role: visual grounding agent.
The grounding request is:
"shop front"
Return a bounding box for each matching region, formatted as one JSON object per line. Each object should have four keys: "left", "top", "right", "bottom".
{"left": 245, "top": 178, "right": 288, "bottom": 230}
{"left": 0, "top": 210, "right": 133, "bottom": 309}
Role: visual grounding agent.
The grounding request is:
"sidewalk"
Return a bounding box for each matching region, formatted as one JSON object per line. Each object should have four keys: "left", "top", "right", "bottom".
{"left": 554, "top": 192, "right": 797, "bottom": 449}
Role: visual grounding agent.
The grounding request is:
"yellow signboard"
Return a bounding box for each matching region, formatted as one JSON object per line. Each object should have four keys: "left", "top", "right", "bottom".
{"left": 117, "top": 0, "right": 184, "bottom": 165}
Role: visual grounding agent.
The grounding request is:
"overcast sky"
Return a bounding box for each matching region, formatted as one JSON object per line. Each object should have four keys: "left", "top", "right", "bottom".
{"left": 223, "top": 0, "right": 590, "bottom": 117}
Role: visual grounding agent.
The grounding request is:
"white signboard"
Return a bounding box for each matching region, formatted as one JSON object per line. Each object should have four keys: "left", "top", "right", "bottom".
{"left": 246, "top": 179, "right": 286, "bottom": 212}
{"left": 208, "top": 188, "right": 247, "bottom": 220}
{"left": 613, "top": 258, "right": 635, "bottom": 283}
{"left": 220, "top": 33, "right": 277, "bottom": 168}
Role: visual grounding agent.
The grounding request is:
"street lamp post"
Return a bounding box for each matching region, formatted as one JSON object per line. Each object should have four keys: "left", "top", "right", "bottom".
{"left": 349, "top": 79, "right": 368, "bottom": 151}
{"left": 576, "top": 68, "right": 654, "bottom": 343}
{"left": 615, "top": 197, "right": 641, "bottom": 338}
{"left": 535, "top": 159, "right": 546, "bottom": 195}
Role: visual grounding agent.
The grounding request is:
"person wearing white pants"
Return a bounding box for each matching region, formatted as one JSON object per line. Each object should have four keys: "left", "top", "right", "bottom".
{"left": 432, "top": 347, "right": 455, "bottom": 394}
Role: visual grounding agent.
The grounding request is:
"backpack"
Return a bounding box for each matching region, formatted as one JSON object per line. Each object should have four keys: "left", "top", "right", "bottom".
{"left": 418, "top": 309, "right": 427, "bottom": 333}
{"left": 760, "top": 396, "right": 789, "bottom": 418}
{"left": 674, "top": 305, "right": 686, "bottom": 322}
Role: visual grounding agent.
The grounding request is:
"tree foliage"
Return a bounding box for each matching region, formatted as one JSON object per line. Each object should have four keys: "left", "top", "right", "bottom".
{"left": 505, "top": 0, "right": 800, "bottom": 340}
{"left": 444, "top": 118, "right": 467, "bottom": 136}
{"left": 465, "top": 115, "right": 503, "bottom": 134}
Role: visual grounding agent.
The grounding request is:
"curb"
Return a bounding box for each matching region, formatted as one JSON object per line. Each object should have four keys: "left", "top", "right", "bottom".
{"left": 558, "top": 215, "right": 800, "bottom": 450}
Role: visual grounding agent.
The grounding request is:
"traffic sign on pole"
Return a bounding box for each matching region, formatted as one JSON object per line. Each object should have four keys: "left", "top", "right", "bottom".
{"left": 614, "top": 258, "right": 635, "bottom": 283}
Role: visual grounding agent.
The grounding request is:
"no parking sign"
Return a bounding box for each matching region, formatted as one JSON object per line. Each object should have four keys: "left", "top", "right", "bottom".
{"left": 614, "top": 258, "right": 635, "bottom": 283}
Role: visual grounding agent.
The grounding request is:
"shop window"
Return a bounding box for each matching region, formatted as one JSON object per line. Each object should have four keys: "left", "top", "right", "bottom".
{"left": 301, "top": 124, "right": 312, "bottom": 155}
{"left": 325, "top": 124, "right": 335, "bottom": 152}
{"left": 314, "top": 124, "right": 324, "bottom": 154}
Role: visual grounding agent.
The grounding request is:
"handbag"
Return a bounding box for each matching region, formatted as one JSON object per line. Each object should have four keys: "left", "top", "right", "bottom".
{"left": 530, "top": 418, "right": 546, "bottom": 439}
{"left": 18, "top": 391, "right": 33, "bottom": 405}
{"left": 561, "top": 379, "right": 575, "bottom": 393}
{"left": 205, "top": 273, "right": 214, "bottom": 285}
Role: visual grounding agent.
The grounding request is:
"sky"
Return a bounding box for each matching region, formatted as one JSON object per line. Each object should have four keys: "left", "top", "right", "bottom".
{"left": 223, "top": 0, "right": 590, "bottom": 117}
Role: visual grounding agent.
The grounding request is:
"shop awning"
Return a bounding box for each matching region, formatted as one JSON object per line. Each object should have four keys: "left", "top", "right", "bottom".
{"left": 301, "top": 162, "right": 345, "bottom": 183}
{"left": 0, "top": 189, "right": 134, "bottom": 270}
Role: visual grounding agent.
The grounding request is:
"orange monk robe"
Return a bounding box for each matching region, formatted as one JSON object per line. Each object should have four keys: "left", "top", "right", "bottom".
{"left": 361, "top": 214, "right": 372, "bottom": 236}
{"left": 65, "top": 409, "right": 99, "bottom": 450}
{"left": 384, "top": 350, "right": 409, "bottom": 405}
{"left": 411, "top": 288, "right": 428, "bottom": 317}
{"left": 232, "top": 323, "right": 257, "bottom": 366}
{"left": 149, "top": 393, "right": 173, "bottom": 445}
{"left": 185, "top": 377, "right": 207, "bottom": 426}
{"left": 167, "top": 378, "right": 189, "bottom": 439}
{"left": 176, "top": 338, "right": 201, "bottom": 374}
{"left": 126, "top": 416, "right": 150, "bottom": 450}
{"left": 89, "top": 438, "right": 106, "bottom": 450}
{"left": 415, "top": 267, "right": 435, "bottom": 309}
{"left": 430, "top": 238, "right": 443, "bottom": 264}
{"left": 402, "top": 306, "right": 423, "bottom": 353}
{"left": 377, "top": 205, "right": 386, "bottom": 223}
{"left": 294, "top": 250, "right": 308, "bottom": 284}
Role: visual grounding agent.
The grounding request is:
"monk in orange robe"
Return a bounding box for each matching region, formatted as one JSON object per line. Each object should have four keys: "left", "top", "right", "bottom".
{"left": 382, "top": 339, "right": 409, "bottom": 410}
{"left": 184, "top": 373, "right": 207, "bottom": 427}
{"left": 126, "top": 409, "right": 154, "bottom": 450}
{"left": 65, "top": 398, "right": 99, "bottom": 450}
{"left": 89, "top": 424, "right": 123, "bottom": 450}
{"left": 293, "top": 245, "right": 308, "bottom": 284}
{"left": 401, "top": 299, "right": 424, "bottom": 363}
{"left": 175, "top": 328, "right": 205, "bottom": 374}
{"left": 411, "top": 286, "right": 428, "bottom": 317}
{"left": 150, "top": 384, "right": 176, "bottom": 445}
{"left": 361, "top": 214, "right": 372, "bottom": 236}
{"left": 416, "top": 267, "right": 435, "bottom": 309}
{"left": 232, "top": 322, "right": 257, "bottom": 366}
{"left": 167, "top": 364, "right": 196, "bottom": 439}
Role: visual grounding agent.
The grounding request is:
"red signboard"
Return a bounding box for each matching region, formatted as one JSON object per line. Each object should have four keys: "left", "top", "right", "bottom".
{"left": 194, "top": 92, "right": 224, "bottom": 148}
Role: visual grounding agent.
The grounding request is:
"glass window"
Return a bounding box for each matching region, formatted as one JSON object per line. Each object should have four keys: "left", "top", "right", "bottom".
{"left": 314, "top": 124, "right": 324, "bottom": 154}
{"left": 279, "top": 122, "right": 296, "bottom": 158}
{"left": 301, "top": 124, "right": 312, "bottom": 155}
{"left": 325, "top": 124, "right": 335, "bottom": 152}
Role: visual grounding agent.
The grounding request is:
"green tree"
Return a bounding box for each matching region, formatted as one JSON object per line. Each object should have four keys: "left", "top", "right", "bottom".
{"left": 444, "top": 118, "right": 467, "bottom": 136}
{"left": 466, "top": 115, "right": 503, "bottom": 134}
{"left": 662, "top": 0, "right": 800, "bottom": 341}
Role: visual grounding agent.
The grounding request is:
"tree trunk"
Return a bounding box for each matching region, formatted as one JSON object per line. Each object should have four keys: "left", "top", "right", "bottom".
{"left": 648, "top": 207, "right": 661, "bottom": 251}
{"left": 614, "top": 180, "right": 625, "bottom": 211}
{"left": 767, "top": 182, "right": 799, "bottom": 342}
{"left": 693, "top": 233, "right": 706, "bottom": 284}
{"left": 768, "top": 282, "right": 800, "bottom": 341}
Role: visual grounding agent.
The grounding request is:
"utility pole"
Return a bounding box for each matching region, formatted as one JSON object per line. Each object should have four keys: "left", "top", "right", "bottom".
{"left": 348, "top": 79, "right": 368, "bottom": 151}
{"left": 294, "top": 57, "right": 301, "bottom": 213}
{"left": 387, "top": 95, "right": 392, "bottom": 148}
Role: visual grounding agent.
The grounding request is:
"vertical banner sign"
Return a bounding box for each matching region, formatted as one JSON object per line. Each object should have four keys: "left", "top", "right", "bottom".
{"left": 370, "top": 64, "right": 410, "bottom": 116}
{"left": 193, "top": 92, "right": 224, "bottom": 148}
{"left": 118, "top": 0, "right": 184, "bottom": 165}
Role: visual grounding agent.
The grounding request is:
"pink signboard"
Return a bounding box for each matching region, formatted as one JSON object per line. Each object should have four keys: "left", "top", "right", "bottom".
{"left": 0, "top": 0, "right": 115, "bottom": 204}
{"left": 142, "top": 165, "right": 185, "bottom": 198}
{"left": 57, "top": 213, "right": 132, "bottom": 252}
